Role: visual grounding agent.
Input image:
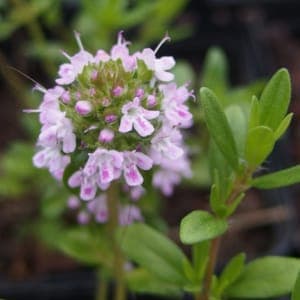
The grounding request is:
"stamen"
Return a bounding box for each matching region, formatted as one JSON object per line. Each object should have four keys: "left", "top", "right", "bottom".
{"left": 32, "top": 84, "right": 47, "bottom": 94}
{"left": 74, "top": 31, "right": 84, "bottom": 51}
{"left": 8, "top": 66, "right": 46, "bottom": 91}
{"left": 23, "top": 109, "right": 41, "bottom": 113}
{"left": 61, "top": 50, "right": 71, "bottom": 60}
{"left": 154, "top": 32, "right": 171, "bottom": 54}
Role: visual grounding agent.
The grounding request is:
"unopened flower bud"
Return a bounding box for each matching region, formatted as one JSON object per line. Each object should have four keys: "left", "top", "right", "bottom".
{"left": 102, "top": 98, "right": 111, "bottom": 107}
{"left": 91, "top": 70, "right": 98, "bottom": 81}
{"left": 112, "top": 86, "right": 123, "bottom": 97}
{"left": 61, "top": 91, "right": 71, "bottom": 104}
{"left": 105, "top": 114, "right": 117, "bottom": 123}
{"left": 99, "top": 128, "right": 114, "bottom": 143}
{"left": 89, "top": 88, "right": 96, "bottom": 96}
{"left": 75, "top": 100, "right": 92, "bottom": 115}
{"left": 77, "top": 211, "right": 90, "bottom": 225}
{"left": 67, "top": 196, "right": 80, "bottom": 209}
{"left": 75, "top": 91, "right": 81, "bottom": 100}
{"left": 135, "top": 88, "right": 144, "bottom": 98}
{"left": 147, "top": 95, "right": 157, "bottom": 107}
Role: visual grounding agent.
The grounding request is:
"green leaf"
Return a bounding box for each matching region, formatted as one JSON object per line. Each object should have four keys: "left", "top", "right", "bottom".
{"left": 119, "top": 223, "right": 188, "bottom": 286}
{"left": 200, "top": 87, "right": 239, "bottom": 170}
{"left": 292, "top": 272, "right": 300, "bottom": 300}
{"left": 180, "top": 210, "right": 228, "bottom": 245}
{"left": 126, "top": 268, "right": 181, "bottom": 297}
{"left": 192, "top": 241, "right": 210, "bottom": 281}
{"left": 225, "top": 256, "right": 300, "bottom": 298}
{"left": 245, "top": 126, "right": 275, "bottom": 166}
{"left": 55, "top": 226, "right": 112, "bottom": 268}
{"left": 259, "top": 68, "right": 291, "bottom": 130}
{"left": 201, "top": 47, "right": 228, "bottom": 100}
{"left": 210, "top": 183, "right": 226, "bottom": 217}
{"left": 225, "top": 105, "right": 248, "bottom": 157}
{"left": 248, "top": 96, "right": 260, "bottom": 130}
{"left": 252, "top": 165, "right": 300, "bottom": 189}
{"left": 217, "top": 253, "right": 245, "bottom": 296}
{"left": 274, "top": 112, "right": 293, "bottom": 140}
{"left": 225, "top": 192, "right": 245, "bottom": 217}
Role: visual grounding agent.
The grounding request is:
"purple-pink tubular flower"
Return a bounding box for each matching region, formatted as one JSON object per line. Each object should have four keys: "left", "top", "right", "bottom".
{"left": 30, "top": 31, "right": 193, "bottom": 220}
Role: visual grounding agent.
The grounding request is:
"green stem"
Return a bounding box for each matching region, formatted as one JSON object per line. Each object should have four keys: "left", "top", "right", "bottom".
{"left": 107, "top": 183, "right": 126, "bottom": 300}
{"left": 200, "top": 237, "right": 221, "bottom": 300}
{"left": 196, "top": 171, "right": 252, "bottom": 300}
{"left": 96, "top": 270, "right": 108, "bottom": 300}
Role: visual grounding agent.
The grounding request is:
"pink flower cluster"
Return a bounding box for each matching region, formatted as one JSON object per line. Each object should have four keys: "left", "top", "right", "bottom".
{"left": 31, "top": 32, "right": 193, "bottom": 224}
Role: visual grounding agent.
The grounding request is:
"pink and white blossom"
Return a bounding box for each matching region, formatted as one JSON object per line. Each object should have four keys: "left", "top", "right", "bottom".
{"left": 119, "top": 97, "right": 159, "bottom": 137}
{"left": 123, "top": 151, "right": 153, "bottom": 186}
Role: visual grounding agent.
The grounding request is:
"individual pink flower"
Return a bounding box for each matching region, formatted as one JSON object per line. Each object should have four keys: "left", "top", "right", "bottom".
{"left": 83, "top": 149, "right": 123, "bottom": 185}
{"left": 87, "top": 194, "right": 108, "bottom": 223}
{"left": 56, "top": 32, "right": 94, "bottom": 85}
{"left": 160, "top": 83, "right": 193, "bottom": 127}
{"left": 111, "top": 32, "right": 137, "bottom": 72}
{"left": 140, "top": 45, "right": 175, "bottom": 81}
{"left": 119, "top": 97, "right": 159, "bottom": 137}
{"left": 119, "top": 205, "right": 143, "bottom": 226}
{"left": 153, "top": 150, "right": 192, "bottom": 196}
{"left": 38, "top": 112, "right": 76, "bottom": 153}
{"left": 33, "top": 146, "right": 70, "bottom": 180}
{"left": 150, "top": 126, "right": 184, "bottom": 162}
{"left": 123, "top": 151, "right": 153, "bottom": 186}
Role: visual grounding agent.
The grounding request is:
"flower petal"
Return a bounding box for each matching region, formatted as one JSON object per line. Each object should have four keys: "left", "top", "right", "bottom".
{"left": 133, "top": 116, "right": 154, "bottom": 137}
{"left": 124, "top": 164, "right": 143, "bottom": 186}
{"left": 134, "top": 152, "right": 153, "bottom": 170}
{"left": 119, "top": 116, "right": 133, "bottom": 133}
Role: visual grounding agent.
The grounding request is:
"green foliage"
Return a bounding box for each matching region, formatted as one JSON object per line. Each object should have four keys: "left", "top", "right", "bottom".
{"left": 244, "top": 126, "right": 275, "bottom": 167}
{"left": 173, "top": 60, "right": 196, "bottom": 86}
{"left": 292, "top": 272, "right": 300, "bottom": 300}
{"left": 215, "top": 253, "right": 245, "bottom": 297}
{"left": 251, "top": 165, "right": 300, "bottom": 189}
{"left": 126, "top": 268, "right": 182, "bottom": 297}
{"left": 119, "top": 223, "right": 189, "bottom": 286}
{"left": 201, "top": 47, "right": 228, "bottom": 101}
{"left": 37, "top": 222, "right": 113, "bottom": 268}
{"left": 225, "top": 256, "right": 300, "bottom": 298}
{"left": 259, "top": 68, "right": 291, "bottom": 131}
{"left": 200, "top": 87, "right": 239, "bottom": 170}
{"left": 179, "top": 210, "right": 228, "bottom": 244}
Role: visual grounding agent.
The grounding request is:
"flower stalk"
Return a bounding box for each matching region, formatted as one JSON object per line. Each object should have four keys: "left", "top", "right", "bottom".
{"left": 106, "top": 182, "right": 126, "bottom": 300}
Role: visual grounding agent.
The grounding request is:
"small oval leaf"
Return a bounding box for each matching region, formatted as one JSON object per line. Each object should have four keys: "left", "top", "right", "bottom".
{"left": 200, "top": 87, "right": 239, "bottom": 170}
{"left": 180, "top": 210, "right": 228, "bottom": 245}
{"left": 245, "top": 126, "right": 275, "bottom": 166}
{"left": 259, "top": 68, "right": 291, "bottom": 130}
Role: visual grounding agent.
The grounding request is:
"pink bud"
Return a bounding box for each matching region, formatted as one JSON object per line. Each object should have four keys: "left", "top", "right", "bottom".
{"left": 77, "top": 211, "right": 90, "bottom": 225}
{"left": 98, "top": 128, "right": 114, "bottom": 143}
{"left": 75, "top": 91, "right": 81, "bottom": 100}
{"left": 89, "top": 88, "right": 96, "bottom": 96}
{"left": 67, "top": 196, "right": 80, "bottom": 209}
{"left": 135, "top": 88, "right": 144, "bottom": 98}
{"left": 61, "top": 91, "right": 71, "bottom": 104}
{"left": 75, "top": 100, "right": 92, "bottom": 115}
{"left": 112, "top": 86, "right": 123, "bottom": 97}
{"left": 91, "top": 70, "right": 98, "bottom": 81}
{"left": 102, "top": 98, "right": 111, "bottom": 107}
{"left": 105, "top": 114, "right": 117, "bottom": 123}
{"left": 147, "top": 95, "right": 157, "bottom": 107}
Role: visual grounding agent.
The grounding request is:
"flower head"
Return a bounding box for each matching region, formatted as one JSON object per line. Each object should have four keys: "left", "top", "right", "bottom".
{"left": 31, "top": 31, "right": 193, "bottom": 210}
